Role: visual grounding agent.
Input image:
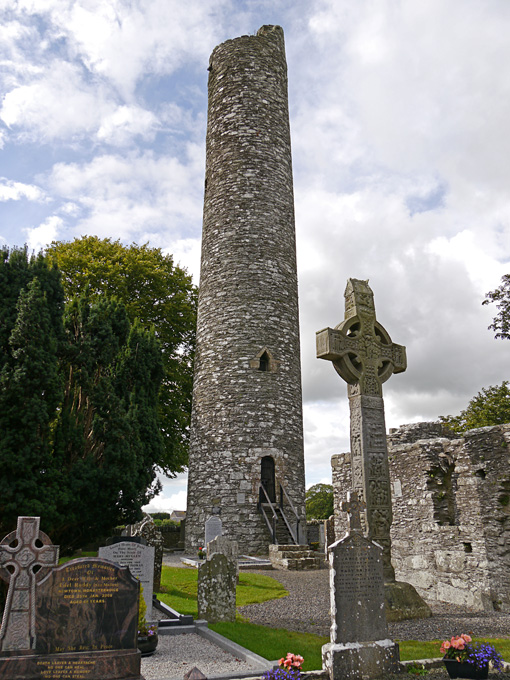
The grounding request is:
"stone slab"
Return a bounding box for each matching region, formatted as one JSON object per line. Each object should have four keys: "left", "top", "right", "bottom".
{"left": 197, "top": 553, "right": 236, "bottom": 623}
{"left": 0, "top": 649, "right": 142, "bottom": 680}
{"left": 322, "top": 639, "right": 400, "bottom": 680}
{"left": 99, "top": 541, "right": 154, "bottom": 613}
{"left": 204, "top": 516, "right": 222, "bottom": 547}
{"left": 329, "top": 533, "right": 387, "bottom": 644}
{"left": 35, "top": 558, "right": 139, "bottom": 654}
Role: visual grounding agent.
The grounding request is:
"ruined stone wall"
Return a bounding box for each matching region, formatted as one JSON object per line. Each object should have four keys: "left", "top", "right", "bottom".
{"left": 332, "top": 422, "right": 510, "bottom": 611}
{"left": 186, "top": 26, "right": 306, "bottom": 554}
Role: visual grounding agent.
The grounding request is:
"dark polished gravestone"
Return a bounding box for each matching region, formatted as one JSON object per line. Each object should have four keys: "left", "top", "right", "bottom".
{"left": 0, "top": 517, "right": 144, "bottom": 680}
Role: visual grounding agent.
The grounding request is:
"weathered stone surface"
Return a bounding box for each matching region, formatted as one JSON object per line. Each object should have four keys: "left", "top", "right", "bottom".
{"left": 129, "top": 515, "right": 164, "bottom": 593}
{"left": 386, "top": 421, "right": 510, "bottom": 612}
{"left": 317, "top": 279, "right": 406, "bottom": 581}
{"left": 324, "top": 516, "right": 336, "bottom": 555}
{"left": 0, "top": 517, "right": 59, "bottom": 653}
{"left": 269, "top": 544, "right": 321, "bottom": 570}
{"left": 204, "top": 516, "right": 222, "bottom": 548}
{"left": 322, "top": 496, "right": 400, "bottom": 680}
{"left": 322, "top": 640, "right": 400, "bottom": 680}
{"left": 318, "top": 280, "right": 430, "bottom": 621}
{"left": 185, "top": 25, "right": 306, "bottom": 554}
{"left": 197, "top": 553, "right": 236, "bottom": 623}
{"left": 99, "top": 541, "right": 154, "bottom": 613}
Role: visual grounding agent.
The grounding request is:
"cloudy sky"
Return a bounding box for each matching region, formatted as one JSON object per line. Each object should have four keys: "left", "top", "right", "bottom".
{"left": 2, "top": 0, "right": 509, "bottom": 512}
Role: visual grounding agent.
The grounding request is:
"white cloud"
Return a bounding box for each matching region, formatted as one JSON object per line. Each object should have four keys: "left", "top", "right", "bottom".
{"left": 143, "top": 489, "right": 187, "bottom": 513}
{"left": 164, "top": 237, "right": 201, "bottom": 283}
{"left": 0, "top": 178, "right": 45, "bottom": 201}
{"left": 97, "top": 105, "right": 159, "bottom": 146}
{"left": 44, "top": 146, "right": 204, "bottom": 245}
{"left": 25, "top": 215, "right": 63, "bottom": 251}
{"left": 0, "top": 60, "right": 114, "bottom": 141}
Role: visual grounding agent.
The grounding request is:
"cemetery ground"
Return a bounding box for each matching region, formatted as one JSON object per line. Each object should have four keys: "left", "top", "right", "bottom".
{"left": 56, "top": 550, "right": 510, "bottom": 678}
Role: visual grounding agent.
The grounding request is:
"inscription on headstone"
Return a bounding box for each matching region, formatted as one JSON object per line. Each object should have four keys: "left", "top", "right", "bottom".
{"left": 330, "top": 534, "right": 387, "bottom": 643}
{"left": 321, "top": 497, "right": 400, "bottom": 680}
{"left": 204, "top": 516, "right": 222, "bottom": 547}
{"left": 0, "top": 518, "right": 141, "bottom": 680}
{"left": 99, "top": 540, "right": 154, "bottom": 613}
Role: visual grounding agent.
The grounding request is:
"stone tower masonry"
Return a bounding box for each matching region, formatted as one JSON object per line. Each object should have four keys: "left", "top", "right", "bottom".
{"left": 185, "top": 25, "right": 306, "bottom": 554}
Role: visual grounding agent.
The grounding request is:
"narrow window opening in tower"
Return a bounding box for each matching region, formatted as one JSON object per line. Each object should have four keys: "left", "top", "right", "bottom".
{"left": 259, "top": 351, "right": 270, "bottom": 371}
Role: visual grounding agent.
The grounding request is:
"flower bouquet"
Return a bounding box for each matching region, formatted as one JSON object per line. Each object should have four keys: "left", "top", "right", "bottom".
{"left": 441, "top": 634, "right": 503, "bottom": 679}
{"left": 138, "top": 586, "right": 158, "bottom": 656}
{"left": 262, "top": 653, "right": 304, "bottom": 680}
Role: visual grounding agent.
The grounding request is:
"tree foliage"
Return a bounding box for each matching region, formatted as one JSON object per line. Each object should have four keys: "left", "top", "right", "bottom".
{"left": 483, "top": 274, "right": 510, "bottom": 340}
{"left": 46, "top": 236, "right": 197, "bottom": 475}
{"left": 439, "top": 381, "right": 510, "bottom": 434}
{"left": 305, "top": 483, "right": 334, "bottom": 520}
{"left": 0, "top": 247, "right": 164, "bottom": 552}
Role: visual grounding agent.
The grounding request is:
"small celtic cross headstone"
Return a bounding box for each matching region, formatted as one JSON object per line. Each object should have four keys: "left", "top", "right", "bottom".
{"left": 316, "top": 278, "right": 407, "bottom": 581}
{"left": 0, "top": 516, "right": 59, "bottom": 652}
{"left": 341, "top": 491, "right": 366, "bottom": 533}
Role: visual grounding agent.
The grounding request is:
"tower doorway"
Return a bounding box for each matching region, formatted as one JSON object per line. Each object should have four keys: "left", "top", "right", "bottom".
{"left": 260, "top": 455, "right": 276, "bottom": 503}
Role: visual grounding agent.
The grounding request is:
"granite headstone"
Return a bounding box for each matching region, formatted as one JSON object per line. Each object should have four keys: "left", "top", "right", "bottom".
{"left": 322, "top": 493, "right": 399, "bottom": 680}
{"left": 197, "top": 553, "right": 236, "bottom": 623}
{"left": 0, "top": 517, "right": 142, "bottom": 680}
{"left": 130, "top": 515, "right": 164, "bottom": 593}
{"left": 204, "top": 516, "right": 222, "bottom": 547}
{"left": 206, "top": 536, "right": 239, "bottom": 579}
{"left": 99, "top": 540, "right": 154, "bottom": 613}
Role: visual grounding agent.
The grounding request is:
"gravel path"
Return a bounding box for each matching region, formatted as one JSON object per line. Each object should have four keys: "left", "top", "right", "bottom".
{"left": 238, "top": 569, "right": 510, "bottom": 642}
{"left": 141, "top": 633, "right": 262, "bottom": 680}
{"left": 148, "top": 555, "right": 510, "bottom": 680}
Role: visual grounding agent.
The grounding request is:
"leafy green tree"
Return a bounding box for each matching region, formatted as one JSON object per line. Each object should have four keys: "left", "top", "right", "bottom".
{"left": 46, "top": 236, "right": 197, "bottom": 475}
{"left": 305, "top": 483, "right": 334, "bottom": 519}
{"left": 0, "top": 273, "right": 63, "bottom": 530}
{"left": 483, "top": 274, "right": 510, "bottom": 339}
{"left": 50, "top": 296, "right": 164, "bottom": 550}
{"left": 0, "top": 247, "right": 165, "bottom": 552}
{"left": 439, "top": 381, "right": 510, "bottom": 434}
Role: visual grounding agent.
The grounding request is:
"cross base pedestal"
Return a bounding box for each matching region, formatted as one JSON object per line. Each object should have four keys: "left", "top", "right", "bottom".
{"left": 322, "top": 639, "right": 400, "bottom": 680}
{"left": 384, "top": 580, "right": 432, "bottom": 622}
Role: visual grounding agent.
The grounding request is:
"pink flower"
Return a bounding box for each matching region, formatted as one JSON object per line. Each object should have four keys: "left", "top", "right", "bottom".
{"left": 461, "top": 634, "right": 472, "bottom": 643}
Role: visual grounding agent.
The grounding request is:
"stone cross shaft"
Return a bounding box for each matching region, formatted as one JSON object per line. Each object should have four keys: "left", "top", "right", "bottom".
{"left": 0, "top": 516, "right": 59, "bottom": 652}
{"left": 341, "top": 490, "right": 366, "bottom": 533}
{"left": 316, "top": 279, "right": 407, "bottom": 582}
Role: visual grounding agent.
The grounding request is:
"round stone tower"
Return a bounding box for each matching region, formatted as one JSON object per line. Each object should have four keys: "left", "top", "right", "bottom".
{"left": 185, "top": 25, "right": 306, "bottom": 554}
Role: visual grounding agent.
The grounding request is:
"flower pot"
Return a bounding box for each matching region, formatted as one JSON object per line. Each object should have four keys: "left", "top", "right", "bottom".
{"left": 443, "top": 659, "right": 489, "bottom": 679}
{"left": 138, "top": 633, "right": 158, "bottom": 657}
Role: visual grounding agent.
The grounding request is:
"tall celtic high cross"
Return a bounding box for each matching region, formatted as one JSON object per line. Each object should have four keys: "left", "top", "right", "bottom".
{"left": 0, "top": 516, "right": 59, "bottom": 651}
{"left": 316, "top": 279, "right": 407, "bottom": 581}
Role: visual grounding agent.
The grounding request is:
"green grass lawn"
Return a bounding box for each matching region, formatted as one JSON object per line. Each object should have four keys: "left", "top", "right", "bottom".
{"left": 157, "top": 566, "right": 288, "bottom": 617}
{"left": 54, "top": 559, "right": 509, "bottom": 672}
{"left": 158, "top": 565, "right": 510, "bottom": 671}
{"left": 58, "top": 551, "right": 97, "bottom": 564}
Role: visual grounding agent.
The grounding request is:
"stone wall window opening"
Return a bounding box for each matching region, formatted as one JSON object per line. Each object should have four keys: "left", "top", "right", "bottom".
{"left": 260, "top": 455, "right": 276, "bottom": 503}
{"left": 259, "top": 351, "right": 270, "bottom": 372}
{"left": 426, "top": 455, "right": 458, "bottom": 526}
{"left": 463, "top": 542, "right": 473, "bottom": 553}
{"left": 249, "top": 347, "right": 279, "bottom": 373}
